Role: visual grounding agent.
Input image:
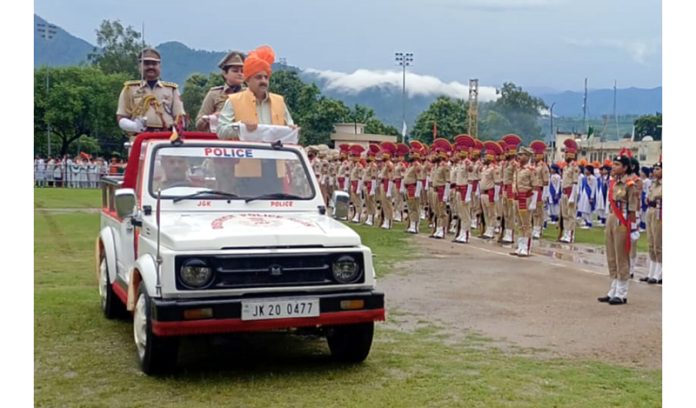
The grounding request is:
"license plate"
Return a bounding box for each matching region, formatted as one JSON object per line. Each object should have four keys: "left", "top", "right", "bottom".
{"left": 241, "top": 298, "right": 320, "bottom": 321}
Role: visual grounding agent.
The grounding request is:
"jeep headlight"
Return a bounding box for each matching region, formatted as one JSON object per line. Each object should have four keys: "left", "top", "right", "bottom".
{"left": 332, "top": 255, "right": 361, "bottom": 283}
{"left": 179, "top": 259, "right": 213, "bottom": 288}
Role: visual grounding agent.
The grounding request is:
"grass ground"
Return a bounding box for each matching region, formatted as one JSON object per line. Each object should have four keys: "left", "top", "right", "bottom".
{"left": 34, "top": 189, "right": 661, "bottom": 407}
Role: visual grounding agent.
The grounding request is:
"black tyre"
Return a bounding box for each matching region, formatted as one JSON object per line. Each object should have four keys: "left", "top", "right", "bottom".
{"left": 133, "top": 285, "right": 179, "bottom": 375}
{"left": 326, "top": 322, "right": 374, "bottom": 363}
{"left": 99, "top": 255, "right": 127, "bottom": 319}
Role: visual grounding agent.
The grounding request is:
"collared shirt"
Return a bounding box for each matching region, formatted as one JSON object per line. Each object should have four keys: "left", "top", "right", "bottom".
{"left": 216, "top": 91, "right": 294, "bottom": 139}
{"left": 195, "top": 83, "right": 244, "bottom": 131}
{"left": 117, "top": 80, "right": 185, "bottom": 129}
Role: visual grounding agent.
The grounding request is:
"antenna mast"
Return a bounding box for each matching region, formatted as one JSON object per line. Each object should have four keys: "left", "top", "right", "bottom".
{"left": 468, "top": 79, "right": 479, "bottom": 138}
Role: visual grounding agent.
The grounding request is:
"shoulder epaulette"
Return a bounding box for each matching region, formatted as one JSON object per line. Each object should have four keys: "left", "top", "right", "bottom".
{"left": 123, "top": 80, "right": 141, "bottom": 87}
{"left": 210, "top": 85, "right": 224, "bottom": 91}
{"left": 160, "top": 81, "right": 179, "bottom": 88}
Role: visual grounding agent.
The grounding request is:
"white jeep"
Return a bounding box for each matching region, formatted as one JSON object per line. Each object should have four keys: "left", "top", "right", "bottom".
{"left": 96, "top": 132, "right": 385, "bottom": 374}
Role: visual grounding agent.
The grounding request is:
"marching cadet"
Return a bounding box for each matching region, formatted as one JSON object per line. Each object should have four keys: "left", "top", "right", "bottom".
{"left": 453, "top": 135, "right": 474, "bottom": 243}
{"left": 448, "top": 145, "right": 461, "bottom": 234}
{"left": 598, "top": 149, "right": 639, "bottom": 305}
{"left": 377, "top": 142, "right": 397, "bottom": 229}
{"left": 348, "top": 145, "right": 365, "bottom": 223}
{"left": 469, "top": 140, "right": 484, "bottom": 231}
{"left": 327, "top": 149, "right": 339, "bottom": 208}
{"left": 417, "top": 143, "right": 430, "bottom": 221}
{"left": 337, "top": 144, "right": 352, "bottom": 193}
{"left": 479, "top": 141, "right": 501, "bottom": 239}
{"left": 530, "top": 140, "right": 550, "bottom": 239}
{"left": 559, "top": 139, "right": 580, "bottom": 243}
{"left": 501, "top": 134, "right": 522, "bottom": 244}
{"left": 317, "top": 145, "right": 331, "bottom": 205}
{"left": 642, "top": 159, "right": 662, "bottom": 284}
{"left": 493, "top": 142, "right": 506, "bottom": 237}
{"left": 512, "top": 146, "right": 539, "bottom": 257}
{"left": 393, "top": 143, "right": 410, "bottom": 222}
{"left": 425, "top": 150, "right": 437, "bottom": 228}
{"left": 404, "top": 141, "right": 425, "bottom": 233}
{"left": 195, "top": 51, "right": 245, "bottom": 132}
{"left": 363, "top": 144, "right": 380, "bottom": 226}
{"left": 117, "top": 48, "right": 186, "bottom": 136}
{"left": 627, "top": 157, "right": 643, "bottom": 278}
{"left": 430, "top": 138, "right": 452, "bottom": 239}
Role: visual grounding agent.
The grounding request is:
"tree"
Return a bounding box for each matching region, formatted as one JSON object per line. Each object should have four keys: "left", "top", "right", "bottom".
{"left": 634, "top": 113, "right": 662, "bottom": 141}
{"left": 412, "top": 96, "right": 468, "bottom": 144}
{"left": 88, "top": 20, "right": 145, "bottom": 78}
{"left": 479, "top": 82, "right": 547, "bottom": 143}
{"left": 34, "top": 66, "right": 128, "bottom": 156}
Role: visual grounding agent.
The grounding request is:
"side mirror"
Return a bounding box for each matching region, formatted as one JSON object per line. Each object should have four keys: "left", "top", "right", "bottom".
{"left": 115, "top": 188, "right": 137, "bottom": 219}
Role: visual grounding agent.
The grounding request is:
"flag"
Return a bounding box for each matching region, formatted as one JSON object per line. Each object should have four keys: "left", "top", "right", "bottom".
{"left": 432, "top": 121, "right": 437, "bottom": 139}
{"left": 401, "top": 121, "right": 407, "bottom": 138}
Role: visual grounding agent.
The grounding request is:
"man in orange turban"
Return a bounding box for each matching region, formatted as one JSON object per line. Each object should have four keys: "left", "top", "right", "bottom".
{"left": 216, "top": 45, "right": 297, "bottom": 139}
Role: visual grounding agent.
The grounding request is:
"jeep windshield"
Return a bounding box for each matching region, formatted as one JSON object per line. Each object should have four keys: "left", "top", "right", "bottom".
{"left": 150, "top": 144, "right": 315, "bottom": 201}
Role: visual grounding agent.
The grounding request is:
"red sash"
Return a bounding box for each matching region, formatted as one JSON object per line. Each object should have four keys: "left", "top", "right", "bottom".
{"left": 382, "top": 179, "right": 389, "bottom": 191}
{"left": 458, "top": 185, "right": 468, "bottom": 197}
{"left": 517, "top": 191, "right": 530, "bottom": 209}
{"left": 406, "top": 183, "right": 417, "bottom": 198}
{"left": 608, "top": 179, "right": 631, "bottom": 253}
{"left": 436, "top": 186, "right": 445, "bottom": 201}
{"left": 535, "top": 186, "right": 543, "bottom": 203}
{"left": 483, "top": 188, "right": 495, "bottom": 202}
{"left": 351, "top": 180, "right": 359, "bottom": 193}
{"left": 394, "top": 178, "right": 402, "bottom": 190}
{"left": 504, "top": 184, "right": 513, "bottom": 199}
{"left": 338, "top": 176, "right": 346, "bottom": 190}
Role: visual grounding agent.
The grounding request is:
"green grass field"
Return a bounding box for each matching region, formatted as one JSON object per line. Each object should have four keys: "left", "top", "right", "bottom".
{"left": 34, "top": 189, "right": 660, "bottom": 407}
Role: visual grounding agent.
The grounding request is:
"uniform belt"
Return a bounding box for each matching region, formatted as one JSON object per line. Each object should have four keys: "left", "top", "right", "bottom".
{"left": 562, "top": 187, "right": 572, "bottom": 194}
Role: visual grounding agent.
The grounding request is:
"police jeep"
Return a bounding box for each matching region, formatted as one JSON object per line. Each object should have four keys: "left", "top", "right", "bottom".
{"left": 96, "top": 131, "right": 385, "bottom": 375}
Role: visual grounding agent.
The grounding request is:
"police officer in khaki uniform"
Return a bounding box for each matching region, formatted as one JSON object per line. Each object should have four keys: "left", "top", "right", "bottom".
{"left": 560, "top": 138, "right": 580, "bottom": 243}
{"left": 377, "top": 142, "right": 396, "bottom": 229}
{"left": 598, "top": 149, "right": 640, "bottom": 305}
{"left": 195, "top": 51, "right": 245, "bottom": 132}
{"left": 363, "top": 144, "right": 380, "bottom": 226}
{"left": 404, "top": 141, "right": 425, "bottom": 233}
{"left": 513, "top": 146, "right": 538, "bottom": 257}
{"left": 430, "top": 138, "right": 452, "bottom": 239}
{"left": 117, "top": 48, "right": 185, "bottom": 136}
{"left": 348, "top": 145, "right": 365, "bottom": 223}
{"left": 530, "top": 140, "right": 550, "bottom": 239}
{"left": 644, "top": 160, "right": 662, "bottom": 284}
{"left": 469, "top": 140, "right": 484, "bottom": 230}
{"left": 393, "top": 143, "right": 410, "bottom": 222}
{"left": 480, "top": 141, "right": 500, "bottom": 239}
{"left": 501, "top": 134, "right": 522, "bottom": 244}
{"left": 453, "top": 135, "right": 474, "bottom": 243}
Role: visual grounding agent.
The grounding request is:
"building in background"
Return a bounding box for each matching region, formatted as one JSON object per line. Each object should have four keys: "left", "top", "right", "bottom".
{"left": 330, "top": 123, "right": 397, "bottom": 148}
{"left": 552, "top": 131, "right": 661, "bottom": 165}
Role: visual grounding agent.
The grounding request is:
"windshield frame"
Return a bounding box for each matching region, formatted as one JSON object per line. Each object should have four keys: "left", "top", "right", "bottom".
{"left": 147, "top": 142, "right": 316, "bottom": 202}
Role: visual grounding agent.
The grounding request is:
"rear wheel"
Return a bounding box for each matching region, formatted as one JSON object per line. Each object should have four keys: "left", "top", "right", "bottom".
{"left": 326, "top": 322, "right": 374, "bottom": 363}
{"left": 133, "top": 285, "right": 179, "bottom": 375}
{"left": 99, "top": 255, "right": 126, "bottom": 319}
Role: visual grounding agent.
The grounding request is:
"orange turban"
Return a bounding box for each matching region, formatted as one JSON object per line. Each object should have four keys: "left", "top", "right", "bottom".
{"left": 243, "top": 45, "right": 275, "bottom": 80}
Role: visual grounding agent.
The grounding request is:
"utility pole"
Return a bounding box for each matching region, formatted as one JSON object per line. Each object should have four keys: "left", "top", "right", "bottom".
{"left": 37, "top": 22, "right": 57, "bottom": 157}
{"left": 468, "top": 79, "right": 479, "bottom": 139}
{"left": 395, "top": 52, "right": 413, "bottom": 143}
{"left": 549, "top": 102, "right": 556, "bottom": 144}
{"left": 582, "top": 77, "right": 588, "bottom": 139}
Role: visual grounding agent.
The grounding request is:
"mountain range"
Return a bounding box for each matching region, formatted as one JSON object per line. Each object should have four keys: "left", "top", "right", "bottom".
{"left": 34, "top": 14, "right": 662, "bottom": 128}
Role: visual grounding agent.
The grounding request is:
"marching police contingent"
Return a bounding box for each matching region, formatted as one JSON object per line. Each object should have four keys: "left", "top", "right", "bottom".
{"left": 311, "top": 134, "right": 662, "bottom": 303}
{"left": 108, "top": 46, "right": 662, "bottom": 305}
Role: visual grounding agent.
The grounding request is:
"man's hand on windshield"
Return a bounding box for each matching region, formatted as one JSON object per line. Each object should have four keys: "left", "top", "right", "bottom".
{"left": 244, "top": 122, "right": 258, "bottom": 132}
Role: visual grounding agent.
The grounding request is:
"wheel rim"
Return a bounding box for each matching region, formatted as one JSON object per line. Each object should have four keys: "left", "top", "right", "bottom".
{"left": 99, "top": 258, "right": 108, "bottom": 310}
{"left": 133, "top": 293, "right": 148, "bottom": 360}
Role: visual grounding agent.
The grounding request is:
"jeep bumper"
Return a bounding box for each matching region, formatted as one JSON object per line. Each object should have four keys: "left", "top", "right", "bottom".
{"left": 150, "top": 290, "right": 385, "bottom": 336}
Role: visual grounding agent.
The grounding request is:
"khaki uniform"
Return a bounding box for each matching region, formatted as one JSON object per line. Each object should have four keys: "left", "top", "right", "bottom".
{"left": 480, "top": 163, "right": 496, "bottom": 233}
{"left": 338, "top": 160, "right": 352, "bottom": 192}
{"left": 393, "top": 161, "right": 406, "bottom": 220}
{"left": 417, "top": 161, "right": 428, "bottom": 220}
{"left": 493, "top": 162, "right": 504, "bottom": 230}
{"left": 404, "top": 161, "right": 421, "bottom": 229}
{"left": 470, "top": 160, "right": 483, "bottom": 226}
{"left": 117, "top": 80, "right": 185, "bottom": 131}
{"left": 515, "top": 162, "right": 537, "bottom": 245}
{"left": 647, "top": 179, "right": 662, "bottom": 263}
{"left": 363, "top": 162, "right": 379, "bottom": 224}
{"left": 605, "top": 175, "right": 639, "bottom": 282}
{"left": 454, "top": 159, "right": 471, "bottom": 239}
{"left": 503, "top": 159, "right": 517, "bottom": 236}
{"left": 349, "top": 162, "right": 364, "bottom": 221}
{"left": 533, "top": 161, "right": 549, "bottom": 232}
{"left": 378, "top": 161, "right": 395, "bottom": 227}
{"left": 195, "top": 84, "right": 243, "bottom": 131}
{"left": 432, "top": 162, "right": 450, "bottom": 233}
{"left": 560, "top": 162, "right": 580, "bottom": 240}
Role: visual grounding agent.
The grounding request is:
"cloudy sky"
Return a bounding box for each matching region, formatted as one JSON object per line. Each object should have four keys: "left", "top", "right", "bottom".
{"left": 33, "top": 0, "right": 661, "bottom": 92}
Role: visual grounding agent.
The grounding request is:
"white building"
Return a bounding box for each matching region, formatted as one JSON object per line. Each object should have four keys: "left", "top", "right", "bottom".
{"left": 552, "top": 131, "right": 661, "bottom": 166}
{"left": 330, "top": 123, "right": 398, "bottom": 148}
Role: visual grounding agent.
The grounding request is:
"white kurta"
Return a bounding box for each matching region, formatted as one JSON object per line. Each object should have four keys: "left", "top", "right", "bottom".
{"left": 548, "top": 174, "right": 562, "bottom": 217}
{"left": 577, "top": 174, "right": 596, "bottom": 215}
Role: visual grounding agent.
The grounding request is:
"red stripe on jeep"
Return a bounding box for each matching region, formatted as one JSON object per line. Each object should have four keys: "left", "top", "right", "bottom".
{"left": 112, "top": 282, "right": 128, "bottom": 305}
{"left": 151, "top": 309, "right": 386, "bottom": 336}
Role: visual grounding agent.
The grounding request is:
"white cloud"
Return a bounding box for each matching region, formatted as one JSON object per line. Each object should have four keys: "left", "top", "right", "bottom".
{"left": 563, "top": 37, "right": 659, "bottom": 64}
{"left": 304, "top": 68, "right": 500, "bottom": 102}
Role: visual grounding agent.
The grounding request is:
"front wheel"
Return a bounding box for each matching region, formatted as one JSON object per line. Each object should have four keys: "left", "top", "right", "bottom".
{"left": 133, "top": 285, "right": 179, "bottom": 375}
{"left": 326, "top": 322, "right": 374, "bottom": 363}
